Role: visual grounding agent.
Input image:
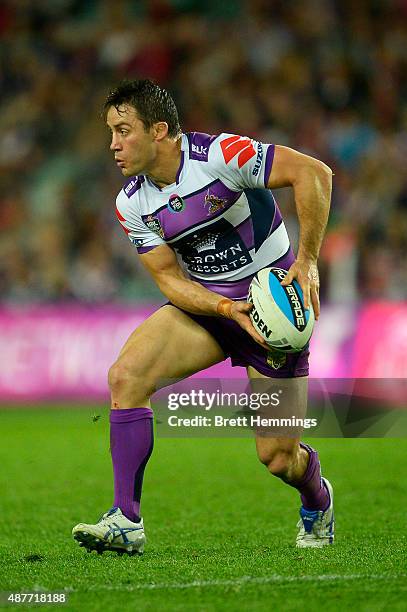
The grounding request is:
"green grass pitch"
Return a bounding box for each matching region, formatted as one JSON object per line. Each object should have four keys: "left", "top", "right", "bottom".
{"left": 0, "top": 407, "right": 406, "bottom": 611}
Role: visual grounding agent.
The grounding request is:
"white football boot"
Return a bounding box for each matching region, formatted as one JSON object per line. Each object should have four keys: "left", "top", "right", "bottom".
{"left": 72, "top": 507, "right": 146, "bottom": 556}
{"left": 296, "top": 478, "right": 334, "bottom": 548}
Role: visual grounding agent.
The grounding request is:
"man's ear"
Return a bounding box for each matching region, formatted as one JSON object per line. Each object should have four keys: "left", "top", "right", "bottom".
{"left": 153, "top": 122, "right": 169, "bottom": 141}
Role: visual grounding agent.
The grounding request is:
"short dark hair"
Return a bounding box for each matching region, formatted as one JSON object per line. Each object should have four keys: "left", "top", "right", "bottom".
{"left": 103, "top": 79, "right": 181, "bottom": 138}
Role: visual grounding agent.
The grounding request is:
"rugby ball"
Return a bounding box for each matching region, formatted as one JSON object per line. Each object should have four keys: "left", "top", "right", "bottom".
{"left": 248, "top": 267, "right": 314, "bottom": 353}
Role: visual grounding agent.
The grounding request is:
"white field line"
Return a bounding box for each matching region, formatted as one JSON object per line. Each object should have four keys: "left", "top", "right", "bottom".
{"left": 66, "top": 574, "right": 407, "bottom": 592}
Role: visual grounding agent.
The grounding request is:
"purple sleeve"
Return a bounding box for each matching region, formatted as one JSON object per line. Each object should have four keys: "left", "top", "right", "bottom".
{"left": 264, "top": 144, "right": 275, "bottom": 188}
{"left": 137, "top": 245, "right": 160, "bottom": 255}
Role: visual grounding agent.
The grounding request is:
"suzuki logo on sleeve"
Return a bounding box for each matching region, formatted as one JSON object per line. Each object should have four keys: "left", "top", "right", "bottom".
{"left": 220, "top": 135, "right": 256, "bottom": 168}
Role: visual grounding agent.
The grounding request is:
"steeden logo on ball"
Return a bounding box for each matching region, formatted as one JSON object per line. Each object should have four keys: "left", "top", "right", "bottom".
{"left": 249, "top": 267, "right": 315, "bottom": 353}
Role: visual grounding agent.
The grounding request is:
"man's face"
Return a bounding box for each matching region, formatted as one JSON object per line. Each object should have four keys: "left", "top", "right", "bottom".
{"left": 107, "top": 104, "right": 155, "bottom": 177}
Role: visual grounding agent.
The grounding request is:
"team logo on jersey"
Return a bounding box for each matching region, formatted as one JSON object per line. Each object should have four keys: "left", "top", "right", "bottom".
{"left": 220, "top": 135, "right": 256, "bottom": 168}
{"left": 167, "top": 194, "right": 185, "bottom": 213}
{"left": 204, "top": 190, "right": 227, "bottom": 215}
{"left": 144, "top": 214, "right": 164, "bottom": 238}
{"left": 266, "top": 348, "right": 287, "bottom": 370}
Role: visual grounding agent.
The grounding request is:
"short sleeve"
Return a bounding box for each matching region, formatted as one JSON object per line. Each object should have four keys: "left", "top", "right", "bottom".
{"left": 115, "top": 191, "right": 166, "bottom": 254}
{"left": 209, "top": 133, "right": 275, "bottom": 190}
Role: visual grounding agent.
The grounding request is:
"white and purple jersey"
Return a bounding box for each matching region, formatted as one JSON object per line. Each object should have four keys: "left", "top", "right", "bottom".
{"left": 115, "top": 132, "right": 295, "bottom": 300}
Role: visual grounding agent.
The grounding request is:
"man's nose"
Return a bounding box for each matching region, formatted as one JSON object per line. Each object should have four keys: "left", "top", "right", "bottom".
{"left": 110, "top": 135, "right": 122, "bottom": 151}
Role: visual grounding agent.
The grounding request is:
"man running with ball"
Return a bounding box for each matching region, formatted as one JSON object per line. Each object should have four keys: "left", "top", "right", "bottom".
{"left": 72, "top": 79, "right": 333, "bottom": 555}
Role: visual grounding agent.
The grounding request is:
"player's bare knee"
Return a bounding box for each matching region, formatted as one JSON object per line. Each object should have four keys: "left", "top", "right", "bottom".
{"left": 108, "top": 359, "right": 152, "bottom": 399}
{"left": 108, "top": 360, "right": 130, "bottom": 395}
{"left": 258, "top": 446, "right": 297, "bottom": 478}
{"left": 267, "top": 450, "right": 295, "bottom": 478}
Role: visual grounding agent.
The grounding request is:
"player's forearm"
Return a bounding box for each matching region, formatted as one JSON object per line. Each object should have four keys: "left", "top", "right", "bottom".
{"left": 157, "top": 274, "right": 230, "bottom": 317}
{"left": 293, "top": 161, "right": 332, "bottom": 263}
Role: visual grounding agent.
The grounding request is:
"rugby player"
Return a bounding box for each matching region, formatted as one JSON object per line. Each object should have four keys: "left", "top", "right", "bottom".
{"left": 72, "top": 79, "right": 333, "bottom": 554}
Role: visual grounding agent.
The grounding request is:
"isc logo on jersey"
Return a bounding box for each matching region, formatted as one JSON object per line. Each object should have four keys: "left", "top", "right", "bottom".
{"left": 248, "top": 267, "right": 315, "bottom": 353}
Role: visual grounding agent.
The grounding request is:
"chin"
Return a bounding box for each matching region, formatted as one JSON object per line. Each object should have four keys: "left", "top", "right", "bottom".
{"left": 122, "top": 167, "right": 141, "bottom": 177}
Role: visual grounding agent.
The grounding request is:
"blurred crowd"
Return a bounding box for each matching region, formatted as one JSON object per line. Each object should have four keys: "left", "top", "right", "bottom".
{"left": 1, "top": 0, "right": 406, "bottom": 305}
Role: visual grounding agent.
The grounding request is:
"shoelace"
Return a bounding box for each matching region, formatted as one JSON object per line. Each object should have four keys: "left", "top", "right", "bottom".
{"left": 97, "top": 508, "right": 120, "bottom": 524}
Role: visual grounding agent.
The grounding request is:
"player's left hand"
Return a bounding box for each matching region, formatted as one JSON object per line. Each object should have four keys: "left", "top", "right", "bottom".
{"left": 280, "top": 259, "right": 320, "bottom": 320}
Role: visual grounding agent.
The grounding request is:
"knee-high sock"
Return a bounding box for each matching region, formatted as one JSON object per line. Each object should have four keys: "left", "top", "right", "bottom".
{"left": 294, "top": 442, "right": 330, "bottom": 511}
{"left": 110, "top": 407, "right": 154, "bottom": 522}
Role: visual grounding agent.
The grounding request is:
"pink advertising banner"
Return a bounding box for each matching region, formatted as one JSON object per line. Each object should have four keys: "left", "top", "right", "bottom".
{"left": 0, "top": 302, "right": 398, "bottom": 402}
{"left": 351, "top": 302, "right": 407, "bottom": 378}
{"left": 0, "top": 306, "right": 153, "bottom": 401}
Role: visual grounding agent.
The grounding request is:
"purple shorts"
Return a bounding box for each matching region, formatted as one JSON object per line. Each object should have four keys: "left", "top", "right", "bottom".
{"left": 172, "top": 306, "right": 309, "bottom": 379}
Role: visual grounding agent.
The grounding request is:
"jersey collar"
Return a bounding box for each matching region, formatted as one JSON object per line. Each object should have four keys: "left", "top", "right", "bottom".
{"left": 146, "top": 134, "right": 188, "bottom": 192}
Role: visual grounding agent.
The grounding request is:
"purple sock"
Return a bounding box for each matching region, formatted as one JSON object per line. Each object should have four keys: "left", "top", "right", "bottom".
{"left": 110, "top": 407, "right": 154, "bottom": 522}
{"left": 294, "top": 442, "right": 330, "bottom": 511}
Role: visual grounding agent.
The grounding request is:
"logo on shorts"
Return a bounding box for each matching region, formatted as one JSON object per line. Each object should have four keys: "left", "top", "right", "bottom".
{"left": 266, "top": 348, "right": 287, "bottom": 370}
{"left": 145, "top": 214, "right": 164, "bottom": 238}
{"left": 167, "top": 194, "right": 185, "bottom": 213}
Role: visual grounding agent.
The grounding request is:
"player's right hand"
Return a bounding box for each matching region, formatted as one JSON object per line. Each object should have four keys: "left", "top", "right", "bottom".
{"left": 230, "top": 301, "right": 270, "bottom": 350}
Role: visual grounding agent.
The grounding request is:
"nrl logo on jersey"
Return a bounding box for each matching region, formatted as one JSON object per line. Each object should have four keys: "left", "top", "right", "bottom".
{"left": 204, "top": 190, "right": 227, "bottom": 215}
{"left": 145, "top": 214, "right": 164, "bottom": 238}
